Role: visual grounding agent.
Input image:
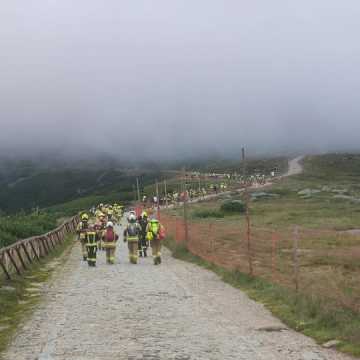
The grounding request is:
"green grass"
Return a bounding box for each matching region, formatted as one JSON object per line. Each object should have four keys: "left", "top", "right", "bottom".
{"left": 0, "top": 212, "right": 58, "bottom": 248}
{"left": 181, "top": 153, "right": 360, "bottom": 231}
{"left": 0, "top": 234, "right": 75, "bottom": 357}
{"left": 164, "top": 235, "right": 360, "bottom": 357}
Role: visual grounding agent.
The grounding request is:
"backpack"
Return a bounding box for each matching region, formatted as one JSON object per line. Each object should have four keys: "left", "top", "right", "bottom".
{"left": 105, "top": 228, "right": 116, "bottom": 242}
{"left": 159, "top": 226, "right": 166, "bottom": 240}
{"left": 127, "top": 223, "right": 139, "bottom": 237}
{"left": 150, "top": 222, "right": 160, "bottom": 239}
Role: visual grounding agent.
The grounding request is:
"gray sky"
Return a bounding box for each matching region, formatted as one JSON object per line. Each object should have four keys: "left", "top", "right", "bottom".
{"left": 1, "top": 1, "right": 360, "bottom": 160}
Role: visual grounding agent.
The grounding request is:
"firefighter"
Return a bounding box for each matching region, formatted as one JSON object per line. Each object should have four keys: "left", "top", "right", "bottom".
{"left": 97, "top": 213, "right": 107, "bottom": 250}
{"left": 76, "top": 213, "right": 90, "bottom": 261}
{"left": 113, "top": 203, "right": 121, "bottom": 223}
{"left": 146, "top": 218, "right": 165, "bottom": 265}
{"left": 107, "top": 206, "right": 114, "bottom": 223}
{"left": 85, "top": 226, "right": 99, "bottom": 267}
{"left": 138, "top": 211, "right": 149, "bottom": 257}
{"left": 123, "top": 213, "right": 141, "bottom": 264}
{"left": 102, "top": 222, "right": 119, "bottom": 264}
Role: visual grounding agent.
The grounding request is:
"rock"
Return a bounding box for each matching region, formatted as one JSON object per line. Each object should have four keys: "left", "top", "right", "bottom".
{"left": 29, "top": 282, "right": 43, "bottom": 288}
{"left": 342, "top": 229, "right": 360, "bottom": 235}
{"left": 321, "top": 186, "right": 331, "bottom": 192}
{"left": 322, "top": 340, "right": 341, "bottom": 348}
{"left": 0, "top": 325, "right": 10, "bottom": 332}
{"left": 26, "top": 287, "right": 41, "bottom": 293}
{"left": 251, "top": 192, "right": 279, "bottom": 200}
{"left": 256, "top": 325, "right": 288, "bottom": 332}
{"left": 18, "top": 300, "right": 29, "bottom": 306}
{"left": 297, "top": 189, "right": 321, "bottom": 196}
{"left": 333, "top": 195, "right": 360, "bottom": 203}
{"left": 332, "top": 189, "right": 348, "bottom": 194}
{"left": 0, "top": 286, "right": 16, "bottom": 292}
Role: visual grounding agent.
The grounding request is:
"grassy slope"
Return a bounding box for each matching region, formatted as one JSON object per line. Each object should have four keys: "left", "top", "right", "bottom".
{"left": 180, "top": 153, "right": 360, "bottom": 230}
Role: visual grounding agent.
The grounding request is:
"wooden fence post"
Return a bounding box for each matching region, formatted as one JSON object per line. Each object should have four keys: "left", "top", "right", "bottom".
{"left": 15, "top": 246, "right": 27, "bottom": 271}
{"left": 0, "top": 254, "right": 11, "bottom": 280}
{"left": 271, "top": 231, "right": 277, "bottom": 282}
{"left": 21, "top": 243, "right": 33, "bottom": 264}
{"left": 293, "top": 226, "right": 300, "bottom": 292}
{"left": 6, "top": 249, "right": 21, "bottom": 275}
{"left": 29, "top": 240, "right": 40, "bottom": 262}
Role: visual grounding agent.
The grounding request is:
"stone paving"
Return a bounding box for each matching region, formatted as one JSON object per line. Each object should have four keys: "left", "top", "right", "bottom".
{"left": 2, "top": 221, "right": 354, "bottom": 360}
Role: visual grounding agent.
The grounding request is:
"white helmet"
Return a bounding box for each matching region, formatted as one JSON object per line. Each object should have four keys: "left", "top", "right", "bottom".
{"left": 106, "top": 221, "right": 114, "bottom": 228}
{"left": 128, "top": 214, "right": 136, "bottom": 222}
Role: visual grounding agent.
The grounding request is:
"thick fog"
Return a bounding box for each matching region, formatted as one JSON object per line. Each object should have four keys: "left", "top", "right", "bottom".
{"left": 1, "top": 1, "right": 360, "bottom": 161}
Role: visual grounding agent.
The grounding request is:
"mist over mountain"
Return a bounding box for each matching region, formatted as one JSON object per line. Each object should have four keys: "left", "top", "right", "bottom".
{"left": 1, "top": 1, "right": 360, "bottom": 161}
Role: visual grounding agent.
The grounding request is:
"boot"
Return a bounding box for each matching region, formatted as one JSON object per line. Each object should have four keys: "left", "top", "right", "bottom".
{"left": 143, "top": 248, "right": 147, "bottom": 257}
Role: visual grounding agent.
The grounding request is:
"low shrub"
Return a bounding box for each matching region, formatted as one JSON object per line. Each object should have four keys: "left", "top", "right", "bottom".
{"left": 192, "top": 209, "right": 225, "bottom": 219}
{"left": 220, "top": 200, "right": 246, "bottom": 214}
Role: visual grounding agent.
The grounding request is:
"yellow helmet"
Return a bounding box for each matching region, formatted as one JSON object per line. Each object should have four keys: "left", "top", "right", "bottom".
{"left": 81, "top": 213, "right": 89, "bottom": 221}
{"left": 141, "top": 211, "right": 148, "bottom": 218}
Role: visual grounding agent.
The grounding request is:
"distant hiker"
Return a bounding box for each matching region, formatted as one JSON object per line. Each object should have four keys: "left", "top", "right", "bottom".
{"left": 77, "top": 213, "right": 90, "bottom": 261}
{"left": 123, "top": 214, "right": 141, "bottom": 264}
{"left": 102, "top": 222, "right": 119, "bottom": 264}
{"left": 146, "top": 218, "right": 165, "bottom": 265}
{"left": 138, "top": 211, "right": 149, "bottom": 257}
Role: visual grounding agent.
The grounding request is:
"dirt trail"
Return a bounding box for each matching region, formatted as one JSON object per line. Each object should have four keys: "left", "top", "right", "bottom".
{"left": 286, "top": 155, "right": 305, "bottom": 177}
{"left": 2, "top": 219, "right": 352, "bottom": 359}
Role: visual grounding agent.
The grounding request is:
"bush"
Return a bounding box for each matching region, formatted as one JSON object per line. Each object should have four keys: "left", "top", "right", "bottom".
{"left": 192, "top": 209, "right": 225, "bottom": 219}
{"left": 0, "top": 212, "right": 57, "bottom": 248}
{"left": 220, "top": 200, "right": 246, "bottom": 214}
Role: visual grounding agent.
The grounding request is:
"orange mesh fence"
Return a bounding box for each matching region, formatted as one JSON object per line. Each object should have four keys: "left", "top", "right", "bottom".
{"left": 161, "top": 213, "right": 360, "bottom": 313}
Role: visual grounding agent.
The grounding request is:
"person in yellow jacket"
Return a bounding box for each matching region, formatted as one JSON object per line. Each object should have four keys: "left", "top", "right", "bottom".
{"left": 102, "top": 222, "right": 119, "bottom": 264}
{"left": 146, "top": 218, "right": 165, "bottom": 265}
{"left": 76, "top": 213, "right": 90, "bottom": 261}
{"left": 123, "top": 213, "right": 141, "bottom": 264}
{"left": 107, "top": 206, "right": 114, "bottom": 223}
{"left": 85, "top": 226, "right": 99, "bottom": 267}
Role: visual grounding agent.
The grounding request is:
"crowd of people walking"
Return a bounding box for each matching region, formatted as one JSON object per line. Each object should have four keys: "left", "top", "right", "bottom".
{"left": 76, "top": 203, "right": 165, "bottom": 267}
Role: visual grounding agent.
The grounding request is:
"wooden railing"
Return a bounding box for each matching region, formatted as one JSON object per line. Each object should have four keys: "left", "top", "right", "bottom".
{"left": 0, "top": 216, "right": 79, "bottom": 280}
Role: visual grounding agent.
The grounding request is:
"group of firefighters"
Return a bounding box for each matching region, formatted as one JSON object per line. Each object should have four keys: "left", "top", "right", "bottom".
{"left": 76, "top": 203, "right": 165, "bottom": 267}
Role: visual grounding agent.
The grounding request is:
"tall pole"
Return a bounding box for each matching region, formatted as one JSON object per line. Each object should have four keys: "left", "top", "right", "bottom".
{"left": 242, "top": 147, "right": 253, "bottom": 276}
{"left": 164, "top": 179, "right": 168, "bottom": 208}
{"left": 182, "top": 167, "right": 189, "bottom": 245}
{"left": 136, "top": 177, "right": 141, "bottom": 203}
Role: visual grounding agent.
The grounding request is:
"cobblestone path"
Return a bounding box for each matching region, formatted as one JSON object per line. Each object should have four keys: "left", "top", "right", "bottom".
{"left": 2, "top": 222, "right": 353, "bottom": 360}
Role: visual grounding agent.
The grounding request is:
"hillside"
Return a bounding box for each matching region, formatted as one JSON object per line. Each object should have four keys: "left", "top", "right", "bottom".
{"left": 0, "top": 159, "right": 161, "bottom": 213}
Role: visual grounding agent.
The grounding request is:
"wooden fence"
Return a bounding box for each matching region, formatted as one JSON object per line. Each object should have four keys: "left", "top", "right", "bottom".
{"left": 0, "top": 216, "right": 79, "bottom": 280}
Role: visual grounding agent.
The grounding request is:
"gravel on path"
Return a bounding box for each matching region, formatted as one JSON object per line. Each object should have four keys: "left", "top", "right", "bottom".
{"left": 2, "top": 219, "right": 353, "bottom": 360}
